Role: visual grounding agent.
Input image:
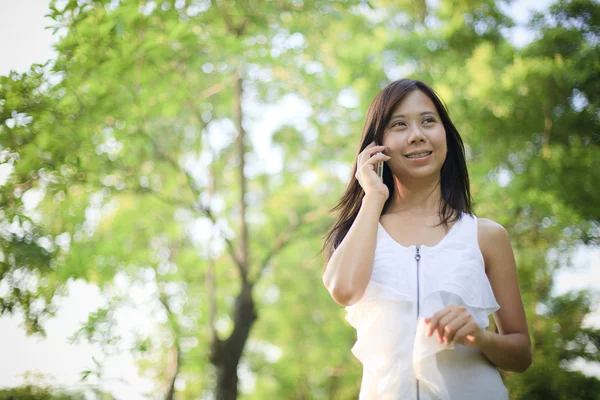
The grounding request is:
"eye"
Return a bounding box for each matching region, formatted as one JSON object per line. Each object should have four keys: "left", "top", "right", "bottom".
{"left": 391, "top": 121, "right": 406, "bottom": 128}
{"left": 423, "top": 117, "right": 436, "bottom": 124}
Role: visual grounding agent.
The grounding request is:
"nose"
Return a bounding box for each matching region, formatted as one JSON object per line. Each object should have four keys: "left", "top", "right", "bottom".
{"left": 407, "top": 125, "right": 426, "bottom": 144}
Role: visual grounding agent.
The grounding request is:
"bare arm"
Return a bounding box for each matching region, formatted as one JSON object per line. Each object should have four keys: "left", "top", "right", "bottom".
{"left": 322, "top": 193, "right": 386, "bottom": 306}
{"left": 477, "top": 218, "right": 532, "bottom": 372}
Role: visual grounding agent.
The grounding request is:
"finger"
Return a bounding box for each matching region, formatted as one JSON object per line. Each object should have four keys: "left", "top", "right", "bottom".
{"left": 361, "top": 153, "right": 390, "bottom": 169}
{"left": 371, "top": 145, "right": 387, "bottom": 152}
{"left": 426, "top": 308, "right": 452, "bottom": 337}
{"left": 452, "top": 324, "right": 473, "bottom": 345}
{"left": 372, "top": 146, "right": 387, "bottom": 155}
{"left": 443, "top": 315, "right": 470, "bottom": 344}
{"left": 362, "top": 145, "right": 386, "bottom": 157}
{"left": 425, "top": 318, "right": 435, "bottom": 338}
{"left": 426, "top": 308, "right": 451, "bottom": 337}
{"left": 424, "top": 317, "right": 437, "bottom": 339}
{"left": 362, "top": 149, "right": 386, "bottom": 164}
{"left": 358, "top": 146, "right": 386, "bottom": 166}
{"left": 437, "top": 312, "right": 459, "bottom": 344}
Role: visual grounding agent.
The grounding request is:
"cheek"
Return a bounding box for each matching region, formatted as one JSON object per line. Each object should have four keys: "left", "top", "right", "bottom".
{"left": 433, "top": 129, "right": 447, "bottom": 152}
{"left": 382, "top": 134, "right": 404, "bottom": 151}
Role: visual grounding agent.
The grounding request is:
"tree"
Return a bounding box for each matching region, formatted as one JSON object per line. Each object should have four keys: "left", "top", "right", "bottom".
{"left": 1, "top": 0, "right": 598, "bottom": 398}
{"left": 1, "top": 0, "right": 364, "bottom": 398}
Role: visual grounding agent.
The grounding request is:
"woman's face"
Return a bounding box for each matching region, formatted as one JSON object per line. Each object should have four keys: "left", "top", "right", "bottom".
{"left": 381, "top": 89, "right": 447, "bottom": 181}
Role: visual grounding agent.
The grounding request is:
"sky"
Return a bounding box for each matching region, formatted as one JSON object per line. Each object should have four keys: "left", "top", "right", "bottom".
{"left": 0, "top": 0, "right": 599, "bottom": 399}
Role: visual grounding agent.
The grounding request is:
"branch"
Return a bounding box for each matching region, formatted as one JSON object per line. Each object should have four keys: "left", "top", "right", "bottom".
{"left": 184, "top": 75, "right": 240, "bottom": 128}
{"left": 252, "top": 206, "right": 330, "bottom": 284}
{"left": 136, "top": 128, "right": 246, "bottom": 276}
{"left": 251, "top": 211, "right": 303, "bottom": 285}
{"left": 233, "top": 74, "right": 249, "bottom": 285}
{"left": 542, "top": 102, "right": 552, "bottom": 158}
{"left": 197, "top": 80, "right": 230, "bottom": 101}
{"left": 136, "top": 128, "right": 200, "bottom": 200}
{"left": 129, "top": 186, "right": 191, "bottom": 209}
{"left": 206, "top": 237, "right": 219, "bottom": 345}
{"left": 217, "top": 0, "right": 246, "bottom": 36}
{"left": 197, "top": 204, "right": 246, "bottom": 281}
{"left": 157, "top": 283, "right": 181, "bottom": 400}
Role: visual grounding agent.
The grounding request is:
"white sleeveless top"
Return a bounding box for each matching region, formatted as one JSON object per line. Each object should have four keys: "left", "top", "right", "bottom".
{"left": 345, "top": 214, "right": 509, "bottom": 400}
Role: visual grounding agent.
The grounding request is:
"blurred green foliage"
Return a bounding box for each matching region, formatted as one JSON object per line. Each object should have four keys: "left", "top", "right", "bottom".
{"left": 0, "top": 0, "right": 598, "bottom": 398}
{"left": 0, "top": 385, "right": 84, "bottom": 400}
{"left": 0, "top": 382, "right": 111, "bottom": 400}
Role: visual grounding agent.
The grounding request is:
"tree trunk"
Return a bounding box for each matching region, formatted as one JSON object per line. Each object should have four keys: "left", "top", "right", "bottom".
{"left": 158, "top": 282, "right": 182, "bottom": 400}
{"left": 210, "top": 71, "right": 257, "bottom": 400}
{"left": 212, "top": 282, "right": 257, "bottom": 400}
{"left": 233, "top": 73, "right": 249, "bottom": 282}
{"left": 164, "top": 343, "right": 181, "bottom": 400}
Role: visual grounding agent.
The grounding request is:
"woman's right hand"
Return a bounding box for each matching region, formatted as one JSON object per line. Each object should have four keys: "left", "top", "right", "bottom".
{"left": 355, "top": 141, "right": 391, "bottom": 201}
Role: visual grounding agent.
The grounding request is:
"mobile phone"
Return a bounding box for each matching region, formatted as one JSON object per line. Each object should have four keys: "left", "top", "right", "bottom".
{"left": 376, "top": 152, "right": 384, "bottom": 179}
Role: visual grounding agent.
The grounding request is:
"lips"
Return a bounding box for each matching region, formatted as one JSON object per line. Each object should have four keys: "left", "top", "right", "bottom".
{"left": 405, "top": 151, "right": 432, "bottom": 159}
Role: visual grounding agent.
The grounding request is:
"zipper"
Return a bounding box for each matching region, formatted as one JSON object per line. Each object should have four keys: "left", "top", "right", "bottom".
{"left": 415, "top": 246, "right": 421, "bottom": 400}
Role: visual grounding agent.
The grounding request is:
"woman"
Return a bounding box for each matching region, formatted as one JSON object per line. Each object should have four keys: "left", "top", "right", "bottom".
{"left": 321, "top": 79, "right": 532, "bottom": 399}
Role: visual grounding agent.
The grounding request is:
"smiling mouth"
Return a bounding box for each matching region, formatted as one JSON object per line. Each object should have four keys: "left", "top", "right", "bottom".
{"left": 405, "top": 151, "right": 432, "bottom": 159}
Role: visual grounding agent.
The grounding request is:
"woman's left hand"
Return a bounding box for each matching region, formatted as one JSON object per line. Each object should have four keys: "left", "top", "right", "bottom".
{"left": 424, "top": 305, "right": 486, "bottom": 349}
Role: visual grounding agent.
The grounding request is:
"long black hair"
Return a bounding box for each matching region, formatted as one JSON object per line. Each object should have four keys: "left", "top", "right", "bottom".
{"left": 321, "top": 79, "right": 473, "bottom": 264}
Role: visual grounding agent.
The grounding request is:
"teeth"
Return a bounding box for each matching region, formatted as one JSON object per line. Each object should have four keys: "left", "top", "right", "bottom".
{"left": 406, "top": 151, "right": 432, "bottom": 159}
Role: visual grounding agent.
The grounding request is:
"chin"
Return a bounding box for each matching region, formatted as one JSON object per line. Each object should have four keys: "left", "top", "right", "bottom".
{"left": 403, "top": 166, "right": 443, "bottom": 180}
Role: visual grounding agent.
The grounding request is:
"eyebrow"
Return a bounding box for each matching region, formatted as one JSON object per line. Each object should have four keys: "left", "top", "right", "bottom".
{"left": 390, "top": 111, "right": 437, "bottom": 119}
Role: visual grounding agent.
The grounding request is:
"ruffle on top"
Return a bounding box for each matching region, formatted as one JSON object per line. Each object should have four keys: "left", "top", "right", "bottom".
{"left": 345, "top": 233, "right": 500, "bottom": 399}
{"left": 420, "top": 246, "right": 500, "bottom": 329}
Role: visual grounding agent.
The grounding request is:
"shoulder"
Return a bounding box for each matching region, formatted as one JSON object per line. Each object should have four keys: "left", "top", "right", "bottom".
{"left": 477, "top": 218, "right": 509, "bottom": 241}
{"left": 476, "top": 218, "right": 511, "bottom": 268}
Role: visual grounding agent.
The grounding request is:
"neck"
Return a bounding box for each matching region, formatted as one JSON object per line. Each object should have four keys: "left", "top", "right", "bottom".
{"left": 385, "top": 174, "right": 442, "bottom": 216}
